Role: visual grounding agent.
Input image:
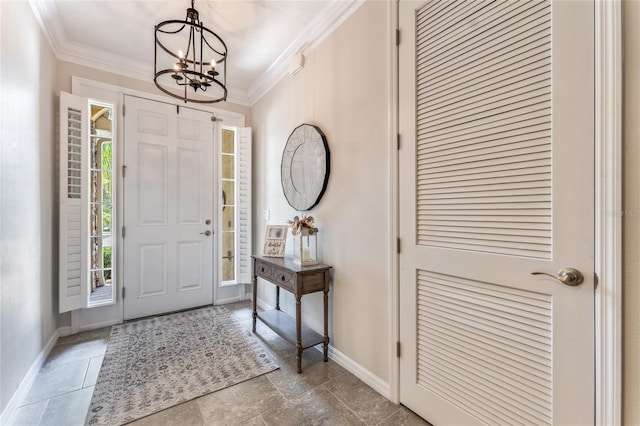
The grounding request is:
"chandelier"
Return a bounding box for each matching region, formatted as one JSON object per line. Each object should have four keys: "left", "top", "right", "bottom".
{"left": 154, "top": 0, "right": 227, "bottom": 103}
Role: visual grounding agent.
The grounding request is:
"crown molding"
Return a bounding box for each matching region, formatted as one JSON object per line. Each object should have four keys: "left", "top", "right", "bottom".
{"left": 28, "top": 0, "right": 363, "bottom": 108}
{"left": 247, "top": 0, "right": 365, "bottom": 106}
{"left": 29, "top": 0, "right": 66, "bottom": 53}
{"left": 29, "top": 0, "right": 253, "bottom": 106}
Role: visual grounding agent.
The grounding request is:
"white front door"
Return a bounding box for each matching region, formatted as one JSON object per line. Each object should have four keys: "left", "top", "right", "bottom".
{"left": 123, "top": 96, "right": 214, "bottom": 320}
{"left": 399, "top": 1, "right": 595, "bottom": 425}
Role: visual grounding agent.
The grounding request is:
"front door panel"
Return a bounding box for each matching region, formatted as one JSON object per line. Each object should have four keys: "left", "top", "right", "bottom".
{"left": 124, "top": 96, "right": 214, "bottom": 320}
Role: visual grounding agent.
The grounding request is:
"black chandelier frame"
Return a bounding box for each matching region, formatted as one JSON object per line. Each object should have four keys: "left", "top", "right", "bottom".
{"left": 154, "top": 0, "right": 228, "bottom": 104}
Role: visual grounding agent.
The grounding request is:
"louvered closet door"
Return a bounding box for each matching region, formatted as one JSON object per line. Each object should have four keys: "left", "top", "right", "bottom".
{"left": 123, "top": 96, "right": 214, "bottom": 320}
{"left": 398, "top": 1, "right": 594, "bottom": 425}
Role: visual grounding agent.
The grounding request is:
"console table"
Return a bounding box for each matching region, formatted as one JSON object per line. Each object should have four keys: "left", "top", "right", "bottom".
{"left": 251, "top": 255, "right": 332, "bottom": 373}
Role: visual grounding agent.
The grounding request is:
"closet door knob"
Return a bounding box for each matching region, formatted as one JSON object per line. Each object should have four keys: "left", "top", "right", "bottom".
{"left": 531, "top": 267, "right": 584, "bottom": 286}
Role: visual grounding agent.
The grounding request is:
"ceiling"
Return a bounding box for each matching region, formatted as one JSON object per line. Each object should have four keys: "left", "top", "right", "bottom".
{"left": 29, "top": 0, "right": 363, "bottom": 106}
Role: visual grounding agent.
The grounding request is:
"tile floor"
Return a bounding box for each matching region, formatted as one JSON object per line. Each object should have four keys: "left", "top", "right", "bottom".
{"left": 6, "top": 301, "right": 429, "bottom": 426}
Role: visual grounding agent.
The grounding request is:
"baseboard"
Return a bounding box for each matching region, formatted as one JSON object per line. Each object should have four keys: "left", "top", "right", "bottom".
{"left": 256, "top": 297, "right": 391, "bottom": 400}
{"left": 318, "top": 344, "right": 391, "bottom": 399}
{"left": 57, "top": 325, "right": 73, "bottom": 337}
{"left": 255, "top": 296, "right": 271, "bottom": 311}
{"left": 0, "top": 329, "right": 60, "bottom": 423}
{"left": 79, "top": 320, "right": 119, "bottom": 332}
{"left": 216, "top": 295, "right": 246, "bottom": 305}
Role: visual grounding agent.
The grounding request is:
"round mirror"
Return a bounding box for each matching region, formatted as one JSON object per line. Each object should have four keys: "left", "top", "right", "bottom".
{"left": 281, "top": 124, "right": 330, "bottom": 210}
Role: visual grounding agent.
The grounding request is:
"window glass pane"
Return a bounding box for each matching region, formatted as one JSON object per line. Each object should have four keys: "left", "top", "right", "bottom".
{"left": 222, "top": 232, "right": 235, "bottom": 282}
{"left": 222, "top": 180, "right": 235, "bottom": 206}
{"left": 222, "top": 129, "right": 235, "bottom": 154}
{"left": 102, "top": 172, "right": 112, "bottom": 203}
{"left": 101, "top": 141, "right": 112, "bottom": 170}
{"left": 89, "top": 270, "right": 112, "bottom": 304}
{"left": 102, "top": 204, "right": 112, "bottom": 234}
{"left": 103, "top": 246, "right": 112, "bottom": 269}
{"left": 222, "top": 206, "right": 235, "bottom": 231}
{"left": 222, "top": 154, "right": 234, "bottom": 179}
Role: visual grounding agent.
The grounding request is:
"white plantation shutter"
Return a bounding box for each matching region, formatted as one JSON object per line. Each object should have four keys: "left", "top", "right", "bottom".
{"left": 59, "top": 92, "right": 88, "bottom": 312}
{"left": 236, "top": 127, "right": 252, "bottom": 284}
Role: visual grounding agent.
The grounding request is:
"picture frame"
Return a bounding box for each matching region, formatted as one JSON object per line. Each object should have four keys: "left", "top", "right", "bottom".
{"left": 262, "top": 225, "right": 288, "bottom": 257}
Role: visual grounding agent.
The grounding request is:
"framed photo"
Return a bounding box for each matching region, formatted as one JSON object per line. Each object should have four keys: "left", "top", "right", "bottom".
{"left": 263, "top": 225, "right": 288, "bottom": 257}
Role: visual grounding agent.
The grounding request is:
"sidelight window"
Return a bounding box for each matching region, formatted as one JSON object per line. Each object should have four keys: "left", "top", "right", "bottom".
{"left": 59, "top": 92, "right": 116, "bottom": 312}
{"left": 218, "top": 126, "right": 252, "bottom": 287}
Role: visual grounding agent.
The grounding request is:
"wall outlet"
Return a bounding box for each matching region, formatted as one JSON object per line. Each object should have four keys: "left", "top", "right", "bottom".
{"left": 264, "top": 209, "right": 270, "bottom": 221}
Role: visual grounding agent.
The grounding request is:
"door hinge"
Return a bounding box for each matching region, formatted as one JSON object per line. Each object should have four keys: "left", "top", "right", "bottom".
{"left": 594, "top": 272, "right": 599, "bottom": 290}
{"left": 397, "top": 238, "right": 401, "bottom": 254}
{"left": 122, "top": 287, "right": 125, "bottom": 299}
{"left": 122, "top": 165, "right": 127, "bottom": 178}
{"left": 396, "top": 341, "right": 401, "bottom": 357}
{"left": 121, "top": 226, "right": 126, "bottom": 238}
{"left": 122, "top": 104, "right": 125, "bottom": 117}
{"left": 395, "top": 28, "right": 400, "bottom": 46}
{"left": 396, "top": 134, "right": 401, "bottom": 150}
{"left": 177, "top": 105, "right": 180, "bottom": 115}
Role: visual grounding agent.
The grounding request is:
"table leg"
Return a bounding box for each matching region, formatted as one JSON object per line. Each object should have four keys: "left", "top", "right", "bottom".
{"left": 252, "top": 270, "right": 257, "bottom": 333}
{"left": 323, "top": 273, "right": 329, "bottom": 362}
{"left": 275, "top": 286, "right": 280, "bottom": 310}
{"left": 296, "top": 295, "right": 302, "bottom": 373}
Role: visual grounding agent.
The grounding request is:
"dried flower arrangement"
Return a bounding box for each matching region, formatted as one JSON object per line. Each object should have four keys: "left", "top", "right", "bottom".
{"left": 287, "top": 214, "right": 318, "bottom": 235}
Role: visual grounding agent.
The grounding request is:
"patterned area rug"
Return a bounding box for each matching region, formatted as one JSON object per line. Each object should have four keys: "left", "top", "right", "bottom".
{"left": 85, "top": 305, "right": 278, "bottom": 425}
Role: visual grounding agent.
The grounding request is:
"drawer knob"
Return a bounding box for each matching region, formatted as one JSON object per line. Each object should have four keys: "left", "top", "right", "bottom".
{"left": 281, "top": 276, "right": 286, "bottom": 281}
{"left": 260, "top": 267, "right": 265, "bottom": 273}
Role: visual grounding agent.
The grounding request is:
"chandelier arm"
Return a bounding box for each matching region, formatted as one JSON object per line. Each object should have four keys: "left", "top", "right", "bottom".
{"left": 156, "top": 21, "right": 228, "bottom": 61}
{"left": 199, "top": 23, "right": 204, "bottom": 75}
{"left": 201, "top": 36, "right": 227, "bottom": 59}
{"left": 185, "top": 25, "right": 194, "bottom": 63}
{"left": 156, "top": 23, "right": 187, "bottom": 35}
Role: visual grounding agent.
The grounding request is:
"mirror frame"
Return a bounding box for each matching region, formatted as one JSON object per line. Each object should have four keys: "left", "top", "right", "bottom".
{"left": 281, "top": 124, "right": 330, "bottom": 211}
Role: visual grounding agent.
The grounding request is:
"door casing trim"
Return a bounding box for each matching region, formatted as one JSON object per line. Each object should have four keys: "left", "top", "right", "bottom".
{"left": 594, "top": 1, "right": 623, "bottom": 424}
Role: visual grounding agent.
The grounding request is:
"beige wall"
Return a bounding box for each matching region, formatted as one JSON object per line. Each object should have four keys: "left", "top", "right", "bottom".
{"left": 623, "top": 1, "right": 640, "bottom": 423}
{"left": 0, "top": 0, "right": 59, "bottom": 414}
{"left": 251, "top": 1, "right": 392, "bottom": 382}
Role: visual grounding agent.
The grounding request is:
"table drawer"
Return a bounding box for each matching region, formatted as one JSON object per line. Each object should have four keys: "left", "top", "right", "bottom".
{"left": 255, "top": 261, "right": 296, "bottom": 292}
{"left": 300, "top": 271, "right": 325, "bottom": 294}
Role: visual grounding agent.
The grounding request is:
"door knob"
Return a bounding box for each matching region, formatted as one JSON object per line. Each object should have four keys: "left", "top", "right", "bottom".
{"left": 531, "top": 267, "right": 584, "bottom": 286}
{"left": 200, "top": 230, "right": 212, "bottom": 236}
